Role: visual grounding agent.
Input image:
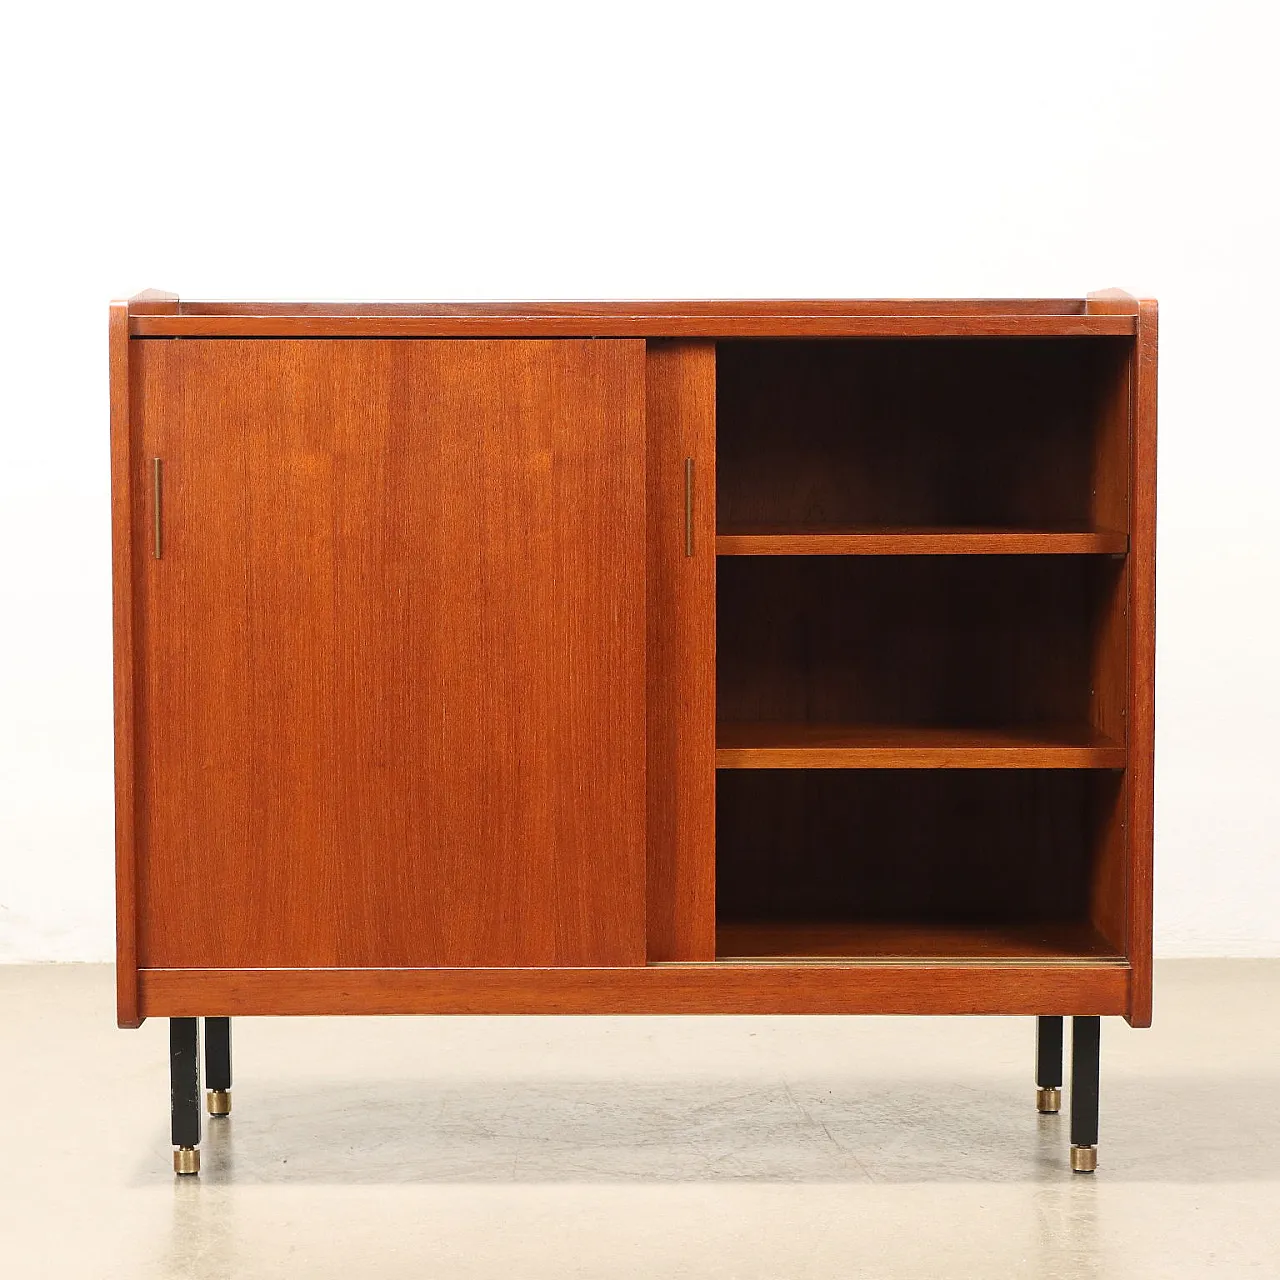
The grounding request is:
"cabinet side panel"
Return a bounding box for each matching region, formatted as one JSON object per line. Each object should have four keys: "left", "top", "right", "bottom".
{"left": 1087, "top": 340, "right": 1132, "bottom": 953}
{"left": 646, "top": 342, "right": 716, "bottom": 960}
{"left": 109, "top": 305, "right": 140, "bottom": 1026}
{"left": 1127, "top": 304, "right": 1158, "bottom": 1026}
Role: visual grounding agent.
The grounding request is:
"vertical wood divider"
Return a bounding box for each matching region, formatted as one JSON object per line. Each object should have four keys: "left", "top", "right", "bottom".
{"left": 646, "top": 342, "right": 717, "bottom": 960}
{"left": 1086, "top": 339, "right": 1132, "bottom": 954}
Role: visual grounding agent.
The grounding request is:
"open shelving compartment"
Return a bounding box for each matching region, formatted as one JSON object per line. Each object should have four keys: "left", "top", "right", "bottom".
{"left": 713, "top": 335, "right": 1133, "bottom": 965}
{"left": 716, "top": 337, "right": 1130, "bottom": 554}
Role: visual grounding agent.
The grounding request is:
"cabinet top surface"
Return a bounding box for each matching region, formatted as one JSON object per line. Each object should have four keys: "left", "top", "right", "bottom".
{"left": 118, "top": 292, "right": 1151, "bottom": 338}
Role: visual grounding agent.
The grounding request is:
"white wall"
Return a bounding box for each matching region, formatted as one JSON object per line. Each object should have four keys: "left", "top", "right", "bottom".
{"left": 2, "top": 1, "right": 1277, "bottom": 961}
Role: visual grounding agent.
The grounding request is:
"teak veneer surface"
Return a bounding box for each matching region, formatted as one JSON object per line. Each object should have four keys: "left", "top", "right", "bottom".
{"left": 180, "top": 298, "right": 1098, "bottom": 315}
{"left": 716, "top": 555, "right": 1121, "bottom": 730}
{"left": 112, "top": 291, "right": 1155, "bottom": 1026}
{"left": 714, "top": 920, "right": 1124, "bottom": 961}
{"left": 109, "top": 301, "right": 139, "bottom": 1025}
{"left": 714, "top": 722, "right": 1126, "bottom": 769}
{"left": 715, "top": 526, "right": 1128, "bottom": 555}
{"left": 128, "top": 300, "right": 1137, "bottom": 339}
{"left": 1126, "top": 301, "right": 1158, "bottom": 1025}
{"left": 133, "top": 338, "right": 647, "bottom": 970}
{"left": 716, "top": 339, "right": 1132, "bottom": 531}
{"left": 645, "top": 343, "right": 717, "bottom": 961}
{"left": 138, "top": 963, "right": 1130, "bottom": 1018}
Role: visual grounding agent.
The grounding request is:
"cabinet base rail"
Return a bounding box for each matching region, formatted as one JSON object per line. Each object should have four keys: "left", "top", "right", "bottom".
{"left": 133, "top": 963, "right": 1132, "bottom": 1023}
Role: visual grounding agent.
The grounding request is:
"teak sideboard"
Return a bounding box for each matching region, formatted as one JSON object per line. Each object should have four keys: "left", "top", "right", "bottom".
{"left": 110, "top": 290, "right": 1156, "bottom": 1176}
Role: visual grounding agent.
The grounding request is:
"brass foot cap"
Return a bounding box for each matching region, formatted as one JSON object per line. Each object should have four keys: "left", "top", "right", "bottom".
{"left": 1070, "top": 1144, "right": 1098, "bottom": 1173}
{"left": 207, "top": 1089, "right": 231, "bottom": 1117}
{"left": 173, "top": 1146, "right": 201, "bottom": 1176}
{"left": 1036, "top": 1086, "right": 1061, "bottom": 1114}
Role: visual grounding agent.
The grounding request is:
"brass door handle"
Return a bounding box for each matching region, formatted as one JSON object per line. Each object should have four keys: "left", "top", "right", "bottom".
{"left": 152, "top": 458, "right": 163, "bottom": 559}
{"left": 684, "top": 457, "right": 694, "bottom": 558}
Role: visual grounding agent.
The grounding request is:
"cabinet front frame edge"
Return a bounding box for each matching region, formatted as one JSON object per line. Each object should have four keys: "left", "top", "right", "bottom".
{"left": 110, "top": 300, "right": 142, "bottom": 1027}
{"left": 1126, "top": 301, "right": 1158, "bottom": 1026}
{"left": 139, "top": 963, "right": 1130, "bottom": 1017}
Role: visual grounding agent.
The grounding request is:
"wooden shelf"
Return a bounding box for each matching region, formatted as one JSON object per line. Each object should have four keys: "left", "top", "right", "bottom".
{"left": 715, "top": 920, "right": 1124, "bottom": 963}
{"left": 716, "top": 525, "right": 1128, "bottom": 556}
{"left": 715, "top": 723, "right": 1126, "bottom": 769}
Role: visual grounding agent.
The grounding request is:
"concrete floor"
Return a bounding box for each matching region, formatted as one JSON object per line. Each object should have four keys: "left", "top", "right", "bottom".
{"left": 0, "top": 963, "right": 1277, "bottom": 1278}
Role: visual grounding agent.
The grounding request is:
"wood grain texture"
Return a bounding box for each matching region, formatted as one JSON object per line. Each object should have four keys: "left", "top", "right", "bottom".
{"left": 645, "top": 342, "right": 716, "bottom": 961}
{"left": 129, "top": 314, "right": 1137, "bottom": 339}
{"left": 134, "top": 338, "right": 647, "bottom": 969}
{"left": 715, "top": 526, "right": 1127, "bottom": 556}
{"left": 1126, "top": 302, "right": 1158, "bottom": 1026}
{"left": 715, "top": 920, "right": 1123, "bottom": 961}
{"left": 1089, "top": 339, "right": 1132, "bottom": 748}
{"left": 180, "top": 299, "right": 1094, "bottom": 317}
{"left": 109, "top": 301, "right": 141, "bottom": 1027}
{"left": 112, "top": 292, "right": 1156, "bottom": 1029}
{"left": 717, "top": 339, "right": 1133, "bottom": 531}
{"left": 1085, "top": 288, "right": 1140, "bottom": 315}
{"left": 716, "top": 555, "right": 1122, "bottom": 729}
{"left": 1088, "top": 341, "right": 1134, "bottom": 954}
{"left": 714, "top": 722, "right": 1125, "bottom": 769}
{"left": 1090, "top": 768, "right": 1129, "bottom": 956}
{"left": 129, "top": 288, "right": 179, "bottom": 315}
{"left": 138, "top": 962, "right": 1130, "bottom": 1017}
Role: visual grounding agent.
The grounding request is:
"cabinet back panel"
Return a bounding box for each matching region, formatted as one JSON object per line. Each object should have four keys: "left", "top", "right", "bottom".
{"left": 718, "top": 555, "right": 1121, "bottom": 728}
{"left": 132, "top": 338, "right": 647, "bottom": 969}
{"left": 717, "top": 769, "right": 1121, "bottom": 925}
{"left": 717, "top": 338, "right": 1130, "bottom": 529}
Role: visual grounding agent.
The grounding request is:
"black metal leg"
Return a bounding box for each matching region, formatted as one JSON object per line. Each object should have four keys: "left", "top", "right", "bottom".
{"left": 205, "top": 1017, "right": 232, "bottom": 1116}
{"left": 1070, "top": 1015, "right": 1100, "bottom": 1172}
{"left": 1035, "top": 1016, "right": 1063, "bottom": 1113}
{"left": 170, "top": 1017, "right": 201, "bottom": 1175}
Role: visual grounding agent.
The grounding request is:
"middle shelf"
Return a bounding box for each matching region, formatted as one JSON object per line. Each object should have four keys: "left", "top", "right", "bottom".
{"left": 716, "top": 525, "right": 1128, "bottom": 556}
{"left": 715, "top": 722, "right": 1125, "bottom": 769}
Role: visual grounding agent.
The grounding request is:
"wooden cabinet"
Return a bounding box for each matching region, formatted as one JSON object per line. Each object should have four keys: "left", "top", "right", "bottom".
{"left": 110, "top": 291, "right": 1156, "bottom": 1175}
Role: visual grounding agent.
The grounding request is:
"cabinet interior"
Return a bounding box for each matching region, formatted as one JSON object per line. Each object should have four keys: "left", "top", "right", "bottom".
{"left": 715, "top": 769, "right": 1125, "bottom": 960}
{"left": 716, "top": 554, "right": 1126, "bottom": 737}
{"left": 711, "top": 336, "right": 1133, "bottom": 964}
{"left": 716, "top": 337, "right": 1130, "bottom": 534}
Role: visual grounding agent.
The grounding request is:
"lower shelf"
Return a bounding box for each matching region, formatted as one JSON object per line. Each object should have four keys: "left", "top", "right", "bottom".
{"left": 715, "top": 920, "right": 1124, "bottom": 963}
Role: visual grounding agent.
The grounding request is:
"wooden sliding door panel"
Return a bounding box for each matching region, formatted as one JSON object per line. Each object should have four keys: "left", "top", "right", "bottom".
{"left": 645, "top": 342, "right": 716, "bottom": 960}
{"left": 134, "top": 338, "right": 646, "bottom": 969}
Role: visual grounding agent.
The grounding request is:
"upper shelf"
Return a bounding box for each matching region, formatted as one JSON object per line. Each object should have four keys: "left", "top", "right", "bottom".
{"left": 716, "top": 525, "right": 1128, "bottom": 556}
